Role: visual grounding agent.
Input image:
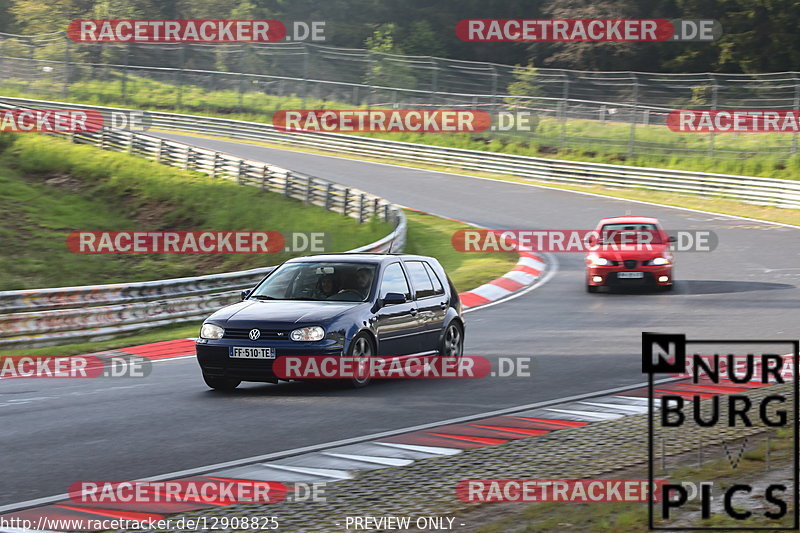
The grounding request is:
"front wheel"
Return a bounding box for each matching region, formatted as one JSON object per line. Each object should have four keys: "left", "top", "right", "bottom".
{"left": 586, "top": 284, "right": 599, "bottom": 293}
{"left": 203, "top": 373, "right": 240, "bottom": 392}
{"left": 439, "top": 321, "right": 464, "bottom": 357}
{"left": 346, "top": 333, "right": 375, "bottom": 389}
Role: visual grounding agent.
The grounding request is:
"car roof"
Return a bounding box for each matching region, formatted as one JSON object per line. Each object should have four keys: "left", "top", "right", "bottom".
{"left": 597, "top": 216, "right": 661, "bottom": 225}
{"left": 285, "top": 253, "right": 437, "bottom": 265}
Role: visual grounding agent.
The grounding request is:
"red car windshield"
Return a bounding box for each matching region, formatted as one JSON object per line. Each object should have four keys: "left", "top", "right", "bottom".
{"left": 598, "top": 223, "right": 665, "bottom": 245}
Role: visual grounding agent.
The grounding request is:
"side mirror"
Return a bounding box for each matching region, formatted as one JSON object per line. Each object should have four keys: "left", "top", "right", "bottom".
{"left": 381, "top": 292, "right": 406, "bottom": 306}
{"left": 241, "top": 289, "right": 252, "bottom": 300}
{"left": 668, "top": 235, "right": 677, "bottom": 243}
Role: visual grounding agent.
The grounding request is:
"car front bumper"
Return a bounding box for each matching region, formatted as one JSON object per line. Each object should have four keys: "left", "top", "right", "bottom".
{"left": 586, "top": 265, "right": 673, "bottom": 286}
{"left": 196, "top": 339, "right": 344, "bottom": 382}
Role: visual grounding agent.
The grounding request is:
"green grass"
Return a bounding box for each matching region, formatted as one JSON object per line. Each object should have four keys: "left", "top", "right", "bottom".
{"left": 2, "top": 73, "right": 800, "bottom": 181}
{"left": 403, "top": 210, "right": 517, "bottom": 293}
{"left": 0, "top": 133, "right": 391, "bottom": 290}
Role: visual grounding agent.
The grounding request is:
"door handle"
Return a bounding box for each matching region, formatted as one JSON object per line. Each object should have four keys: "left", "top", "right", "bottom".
{"left": 439, "top": 301, "right": 447, "bottom": 309}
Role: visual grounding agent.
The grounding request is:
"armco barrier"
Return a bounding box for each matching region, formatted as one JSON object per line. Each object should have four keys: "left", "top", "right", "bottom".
{"left": 0, "top": 101, "right": 406, "bottom": 348}
{"left": 1, "top": 96, "right": 797, "bottom": 209}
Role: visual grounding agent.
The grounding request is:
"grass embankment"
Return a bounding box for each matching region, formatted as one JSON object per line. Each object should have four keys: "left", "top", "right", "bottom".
{"left": 2, "top": 74, "right": 800, "bottom": 181}
{"left": 0, "top": 134, "right": 517, "bottom": 356}
{"left": 0, "top": 133, "right": 392, "bottom": 290}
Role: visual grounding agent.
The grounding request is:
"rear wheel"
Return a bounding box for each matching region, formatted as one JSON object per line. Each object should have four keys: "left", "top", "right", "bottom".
{"left": 659, "top": 283, "right": 674, "bottom": 292}
{"left": 439, "top": 321, "right": 464, "bottom": 357}
{"left": 346, "top": 333, "right": 374, "bottom": 389}
{"left": 586, "top": 284, "right": 599, "bottom": 293}
{"left": 203, "top": 373, "right": 240, "bottom": 392}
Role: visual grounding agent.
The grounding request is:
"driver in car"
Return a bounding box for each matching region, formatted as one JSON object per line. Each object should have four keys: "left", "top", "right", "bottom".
{"left": 353, "top": 267, "right": 373, "bottom": 299}
{"left": 313, "top": 275, "right": 337, "bottom": 300}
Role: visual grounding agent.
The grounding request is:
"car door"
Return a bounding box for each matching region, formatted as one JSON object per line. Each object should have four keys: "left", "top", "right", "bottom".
{"left": 373, "top": 262, "right": 421, "bottom": 356}
{"left": 403, "top": 260, "right": 447, "bottom": 350}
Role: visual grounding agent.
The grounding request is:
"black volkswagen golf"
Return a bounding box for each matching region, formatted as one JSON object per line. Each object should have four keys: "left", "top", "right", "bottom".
{"left": 196, "top": 253, "right": 464, "bottom": 390}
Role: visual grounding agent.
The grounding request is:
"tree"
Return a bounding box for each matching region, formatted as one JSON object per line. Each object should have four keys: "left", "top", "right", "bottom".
{"left": 363, "top": 23, "right": 417, "bottom": 89}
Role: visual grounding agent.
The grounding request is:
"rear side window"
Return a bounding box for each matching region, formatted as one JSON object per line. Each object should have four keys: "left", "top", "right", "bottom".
{"left": 423, "top": 262, "right": 445, "bottom": 296}
{"left": 379, "top": 263, "right": 411, "bottom": 300}
{"left": 405, "top": 261, "right": 437, "bottom": 299}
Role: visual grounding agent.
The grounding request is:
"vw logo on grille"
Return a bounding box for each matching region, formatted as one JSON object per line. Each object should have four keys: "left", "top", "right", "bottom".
{"left": 248, "top": 329, "right": 261, "bottom": 341}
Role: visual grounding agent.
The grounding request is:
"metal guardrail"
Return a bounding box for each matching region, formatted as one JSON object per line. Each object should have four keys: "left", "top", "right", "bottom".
{"left": 3, "top": 97, "right": 796, "bottom": 209}
{"left": 0, "top": 100, "right": 407, "bottom": 348}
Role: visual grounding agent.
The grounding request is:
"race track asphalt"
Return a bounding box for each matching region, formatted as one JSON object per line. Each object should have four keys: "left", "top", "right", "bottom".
{"left": 1, "top": 132, "right": 797, "bottom": 507}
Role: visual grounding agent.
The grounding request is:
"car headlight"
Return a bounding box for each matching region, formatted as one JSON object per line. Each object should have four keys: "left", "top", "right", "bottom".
{"left": 291, "top": 326, "right": 325, "bottom": 342}
{"left": 200, "top": 323, "right": 224, "bottom": 340}
{"left": 587, "top": 254, "right": 611, "bottom": 266}
{"left": 650, "top": 257, "right": 670, "bottom": 266}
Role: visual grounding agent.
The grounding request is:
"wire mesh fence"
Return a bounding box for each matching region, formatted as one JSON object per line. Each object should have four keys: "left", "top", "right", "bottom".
{"left": 1, "top": 31, "right": 799, "bottom": 164}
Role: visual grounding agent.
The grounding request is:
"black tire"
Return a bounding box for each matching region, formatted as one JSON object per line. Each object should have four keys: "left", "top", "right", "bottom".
{"left": 659, "top": 283, "right": 674, "bottom": 292}
{"left": 345, "top": 333, "right": 375, "bottom": 389}
{"left": 203, "top": 373, "right": 240, "bottom": 392}
{"left": 439, "top": 321, "right": 464, "bottom": 357}
{"left": 586, "top": 284, "right": 599, "bottom": 293}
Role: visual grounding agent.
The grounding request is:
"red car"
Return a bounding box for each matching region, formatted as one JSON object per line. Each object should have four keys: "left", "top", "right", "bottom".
{"left": 585, "top": 216, "right": 675, "bottom": 293}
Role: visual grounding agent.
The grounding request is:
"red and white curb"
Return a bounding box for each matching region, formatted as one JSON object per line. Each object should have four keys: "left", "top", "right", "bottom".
{"left": 459, "top": 251, "right": 547, "bottom": 310}
{"left": 0, "top": 373, "right": 776, "bottom": 532}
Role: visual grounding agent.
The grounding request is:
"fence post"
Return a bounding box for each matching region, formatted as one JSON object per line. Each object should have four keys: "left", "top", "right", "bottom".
{"left": 212, "top": 152, "right": 219, "bottom": 179}
{"left": 627, "top": 74, "right": 639, "bottom": 160}
{"left": 305, "top": 175, "right": 313, "bottom": 204}
{"left": 26, "top": 37, "right": 33, "bottom": 91}
{"left": 302, "top": 43, "right": 310, "bottom": 109}
{"left": 431, "top": 57, "right": 439, "bottom": 105}
{"left": 793, "top": 78, "right": 799, "bottom": 155}
{"left": 157, "top": 139, "right": 164, "bottom": 163}
{"left": 261, "top": 164, "right": 268, "bottom": 190}
{"left": 238, "top": 44, "right": 248, "bottom": 110}
{"left": 63, "top": 34, "right": 71, "bottom": 99}
{"left": 324, "top": 182, "right": 333, "bottom": 210}
{"left": 490, "top": 65, "right": 498, "bottom": 113}
{"left": 708, "top": 74, "right": 717, "bottom": 158}
{"left": 384, "top": 204, "right": 390, "bottom": 222}
{"left": 358, "top": 193, "right": 366, "bottom": 223}
{"left": 285, "top": 171, "right": 292, "bottom": 197}
{"left": 342, "top": 188, "right": 350, "bottom": 216}
{"left": 560, "top": 74, "right": 570, "bottom": 151}
{"left": 237, "top": 160, "right": 245, "bottom": 184}
{"left": 122, "top": 43, "right": 129, "bottom": 102}
{"left": 176, "top": 43, "right": 186, "bottom": 108}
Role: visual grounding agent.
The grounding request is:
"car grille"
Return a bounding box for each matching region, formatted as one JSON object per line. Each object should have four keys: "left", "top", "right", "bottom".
{"left": 623, "top": 260, "right": 638, "bottom": 269}
{"left": 223, "top": 328, "right": 289, "bottom": 340}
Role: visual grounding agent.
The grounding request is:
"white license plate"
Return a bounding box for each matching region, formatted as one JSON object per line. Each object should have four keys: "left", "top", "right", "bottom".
{"left": 617, "top": 271, "right": 644, "bottom": 279}
{"left": 230, "top": 347, "right": 275, "bottom": 359}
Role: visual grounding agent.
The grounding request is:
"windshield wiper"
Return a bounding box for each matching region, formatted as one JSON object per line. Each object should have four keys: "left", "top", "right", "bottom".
{"left": 250, "top": 295, "right": 278, "bottom": 300}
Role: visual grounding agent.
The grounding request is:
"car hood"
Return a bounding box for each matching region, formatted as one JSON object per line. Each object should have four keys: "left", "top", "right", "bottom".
{"left": 590, "top": 244, "right": 671, "bottom": 262}
{"left": 207, "top": 300, "right": 361, "bottom": 328}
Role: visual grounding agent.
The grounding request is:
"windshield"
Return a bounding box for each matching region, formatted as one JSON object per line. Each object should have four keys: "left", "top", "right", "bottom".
{"left": 249, "top": 261, "right": 377, "bottom": 302}
{"left": 598, "top": 223, "right": 665, "bottom": 244}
